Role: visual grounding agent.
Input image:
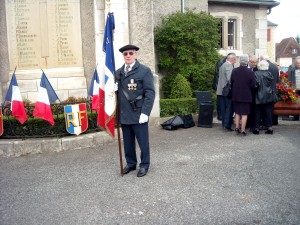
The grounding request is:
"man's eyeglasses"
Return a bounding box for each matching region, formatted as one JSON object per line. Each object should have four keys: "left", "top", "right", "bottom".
{"left": 123, "top": 51, "right": 135, "bottom": 56}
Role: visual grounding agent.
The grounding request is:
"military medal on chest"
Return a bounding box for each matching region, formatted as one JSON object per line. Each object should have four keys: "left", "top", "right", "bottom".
{"left": 128, "top": 79, "right": 137, "bottom": 90}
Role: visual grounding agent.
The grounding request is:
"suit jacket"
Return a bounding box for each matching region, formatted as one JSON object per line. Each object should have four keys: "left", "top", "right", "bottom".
{"left": 231, "top": 66, "right": 256, "bottom": 103}
{"left": 216, "top": 61, "right": 234, "bottom": 96}
{"left": 288, "top": 64, "right": 300, "bottom": 88}
{"left": 267, "top": 60, "right": 279, "bottom": 92}
{"left": 116, "top": 60, "right": 155, "bottom": 124}
{"left": 213, "top": 57, "right": 226, "bottom": 90}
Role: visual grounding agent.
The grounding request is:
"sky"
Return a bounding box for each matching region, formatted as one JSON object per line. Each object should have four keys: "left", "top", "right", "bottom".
{"left": 267, "top": 0, "right": 300, "bottom": 43}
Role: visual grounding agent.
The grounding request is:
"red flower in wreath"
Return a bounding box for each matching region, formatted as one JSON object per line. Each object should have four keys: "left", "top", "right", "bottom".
{"left": 276, "top": 72, "right": 300, "bottom": 103}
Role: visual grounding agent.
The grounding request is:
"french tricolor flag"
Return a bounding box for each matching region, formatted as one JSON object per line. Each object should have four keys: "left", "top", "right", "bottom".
{"left": 4, "top": 72, "right": 28, "bottom": 124}
{"left": 88, "top": 68, "right": 100, "bottom": 111}
{"left": 33, "top": 72, "right": 60, "bottom": 126}
{"left": 97, "top": 12, "right": 116, "bottom": 138}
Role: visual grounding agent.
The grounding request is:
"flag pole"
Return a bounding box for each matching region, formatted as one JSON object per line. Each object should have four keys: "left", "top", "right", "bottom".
{"left": 106, "top": 3, "right": 124, "bottom": 176}
{"left": 102, "top": 6, "right": 124, "bottom": 176}
{"left": 106, "top": 7, "right": 124, "bottom": 176}
{"left": 115, "top": 93, "right": 124, "bottom": 176}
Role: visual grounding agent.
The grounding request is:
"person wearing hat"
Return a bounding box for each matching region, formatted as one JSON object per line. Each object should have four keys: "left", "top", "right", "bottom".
{"left": 116, "top": 44, "right": 155, "bottom": 177}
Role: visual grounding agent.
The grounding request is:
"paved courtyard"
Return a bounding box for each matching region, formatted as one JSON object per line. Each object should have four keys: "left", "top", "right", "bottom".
{"left": 0, "top": 118, "right": 300, "bottom": 224}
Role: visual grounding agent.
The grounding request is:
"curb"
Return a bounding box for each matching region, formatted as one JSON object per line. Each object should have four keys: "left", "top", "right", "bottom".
{"left": 0, "top": 131, "right": 115, "bottom": 157}
{"left": 0, "top": 118, "right": 161, "bottom": 158}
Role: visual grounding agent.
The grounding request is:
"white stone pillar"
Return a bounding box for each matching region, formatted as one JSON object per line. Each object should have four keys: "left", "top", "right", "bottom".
{"left": 255, "top": 9, "right": 268, "bottom": 57}
{"left": 94, "top": 0, "right": 130, "bottom": 68}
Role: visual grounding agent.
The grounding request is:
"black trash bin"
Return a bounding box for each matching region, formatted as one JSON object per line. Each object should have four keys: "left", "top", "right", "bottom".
{"left": 195, "top": 91, "right": 213, "bottom": 128}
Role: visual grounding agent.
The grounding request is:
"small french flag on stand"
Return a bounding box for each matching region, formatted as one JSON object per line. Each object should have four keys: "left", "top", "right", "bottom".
{"left": 88, "top": 68, "right": 100, "bottom": 111}
{"left": 33, "top": 72, "right": 60, "bottom": 126}
{"left": 4, "top": 71, "right": 28, "bottom": 124}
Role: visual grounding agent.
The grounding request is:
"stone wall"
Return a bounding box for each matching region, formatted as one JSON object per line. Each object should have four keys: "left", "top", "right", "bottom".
{"left": 0, "top": 3, "right": 10, "bottom": 102}
{"left": 153, "top": 0, "right": 208, "bottom": 28}
{"left": 1, "top": 0, "right": 90, "bottom": 103}
{"left": 80, "top": 0, "right": 96, "bottom": 86}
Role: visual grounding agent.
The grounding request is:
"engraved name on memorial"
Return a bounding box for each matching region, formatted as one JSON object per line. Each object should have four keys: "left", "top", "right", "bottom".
{"left": 5, "top": 0, "right": 83, "bottom": 70}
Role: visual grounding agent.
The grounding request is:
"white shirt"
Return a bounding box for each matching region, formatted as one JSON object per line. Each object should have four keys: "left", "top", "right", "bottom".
{"left": 124, "top": 61, "right": 136, "bottom": 73}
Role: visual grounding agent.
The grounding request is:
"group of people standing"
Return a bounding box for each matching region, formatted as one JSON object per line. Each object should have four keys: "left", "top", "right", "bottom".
{"left": 214, "top": 53, "right": 279, "bottom": 135}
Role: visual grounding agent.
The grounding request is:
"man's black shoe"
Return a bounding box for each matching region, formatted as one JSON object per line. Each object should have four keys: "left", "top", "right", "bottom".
{"left": 259, "top": 125, "right": 267, "bottom": 130}
{"left": 137, "top": 168, "right": 148, "bottom": 177}
{"left": 225, "top": 127, "right": 234, "bottom": 132}
{"left": 123, "top": 165, "right": 136, "bottom": 175}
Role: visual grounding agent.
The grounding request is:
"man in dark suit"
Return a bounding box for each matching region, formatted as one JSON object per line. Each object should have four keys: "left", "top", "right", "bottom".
{"left": 246, "top": 55, "right": 259, "bottom": 131}
{"left": 116, "top": 44, "right": 155, "bottom": 177}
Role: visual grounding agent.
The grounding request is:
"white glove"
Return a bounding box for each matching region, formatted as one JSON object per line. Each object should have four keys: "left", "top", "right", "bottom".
{"left": 114, "top": 82, "right": 118, "bottom": 92}
{"left": 139, "top": 113, "right": 149, "bottom": 124}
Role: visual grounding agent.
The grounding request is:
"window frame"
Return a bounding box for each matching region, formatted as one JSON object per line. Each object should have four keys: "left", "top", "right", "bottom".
{"left": 210, "top": 12, "right": 243, "bottom": 52}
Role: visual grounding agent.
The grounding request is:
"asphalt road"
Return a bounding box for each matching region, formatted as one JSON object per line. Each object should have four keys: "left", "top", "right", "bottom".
{"left": 0, "top": 119, "right": 300, "bottom": 225}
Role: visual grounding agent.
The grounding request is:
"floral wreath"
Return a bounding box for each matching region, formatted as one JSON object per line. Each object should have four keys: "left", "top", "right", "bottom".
{"left": 276, "top": 72, "right": 300, "bottom": 104}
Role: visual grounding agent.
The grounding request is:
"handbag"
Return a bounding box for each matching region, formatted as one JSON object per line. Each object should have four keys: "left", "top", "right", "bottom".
{"left": 160, "top": 114, "right": 195, "bottom": 130}
{"left": 161, "top": 116, "right": 184, "bottom": 131}
{"left": 222, "top": 82, "right": 232, "bottom": 97}
{"left": 180, "top": 114, "right": 195, "bottom": 128}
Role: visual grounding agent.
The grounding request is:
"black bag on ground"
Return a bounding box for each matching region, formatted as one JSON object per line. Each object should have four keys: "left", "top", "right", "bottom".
{"left": 161, "top": 114, "right": 195, "bottom": 130}
{"left": 161, "top": 116, "right": 183, "bottom": 130}
{"left": 179, "top": 114, "right": 195, "bottom": 128}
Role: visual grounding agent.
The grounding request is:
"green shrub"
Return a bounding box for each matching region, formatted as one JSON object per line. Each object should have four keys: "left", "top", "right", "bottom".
{"left": 160, "top": 98, "right": 198, "bottom": 117}
{"left": 169, "top": 74, "right": 193, "bottom": 99}
{"left": 155, "top": 10, "right": 221, "bottom": 98}
{"left": 2, "top": 112, "right": 98, "bottom": 137}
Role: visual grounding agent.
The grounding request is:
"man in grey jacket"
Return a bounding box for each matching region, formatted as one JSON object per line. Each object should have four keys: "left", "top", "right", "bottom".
{"left": 216, "top": 53, "right": 237, "bottom": 131}
{"left": 116, "top": 44, "right": 155, "bottom": 177}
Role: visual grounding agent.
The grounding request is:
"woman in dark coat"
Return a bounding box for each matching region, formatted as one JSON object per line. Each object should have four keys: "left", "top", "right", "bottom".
{"left": 231, "top": 54, "right": 256, "bottom": 135}
{"left": 252, "top": 60, "right": 278, "bottom": 135}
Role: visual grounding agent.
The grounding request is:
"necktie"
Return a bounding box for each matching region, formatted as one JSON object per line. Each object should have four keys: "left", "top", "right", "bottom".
{"left": 125, "top": 65, "right": 130, "bottom": 76}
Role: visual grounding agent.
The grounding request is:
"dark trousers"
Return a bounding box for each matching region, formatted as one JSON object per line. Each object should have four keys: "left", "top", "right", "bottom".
{"left": 217, "top": 95, "right": 222, "bottom": 120}
{"left": 219, "top": 95, "right": 233, "bottom": 129}
{"left": 254, "top": 103, "right": 274, "bottom": 129}
{"left": 246, "top": 101, "right": 256, "bottom": 129}
{"left": 246, "top": 91, "right": 256, "bottom": 129}
{"left": 121, "top": 123, "right": 150, "bottom": 169}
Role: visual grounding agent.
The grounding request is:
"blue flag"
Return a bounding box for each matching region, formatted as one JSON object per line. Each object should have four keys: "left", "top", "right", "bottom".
{"left": 97, "top": 12, "right": 116, "bottom": 138}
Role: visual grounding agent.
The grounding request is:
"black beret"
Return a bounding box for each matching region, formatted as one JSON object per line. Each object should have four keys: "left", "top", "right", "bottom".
{"left": 119, "top": 44, "right": 139, "bottom": 53}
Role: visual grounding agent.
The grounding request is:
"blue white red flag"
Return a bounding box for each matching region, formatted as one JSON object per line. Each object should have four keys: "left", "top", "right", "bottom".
{"left": 64, "top": 103, "right": 88, "bottom": 135}
{"left": 97, "top": 12, "right": 116, "bottom": 138}
{"left": 33, "top": 72, "right": 60, "bottom": 126}
{"left": 4, "top": 72, "right": 28, "bottom": 124}
{"left": 88, "top": 68, "right": 100, "bottom": 111}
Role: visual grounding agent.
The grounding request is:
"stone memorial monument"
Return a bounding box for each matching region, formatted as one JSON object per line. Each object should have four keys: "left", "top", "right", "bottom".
{"left": 0, "top": 0, "right": 162, "bottom": 119}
